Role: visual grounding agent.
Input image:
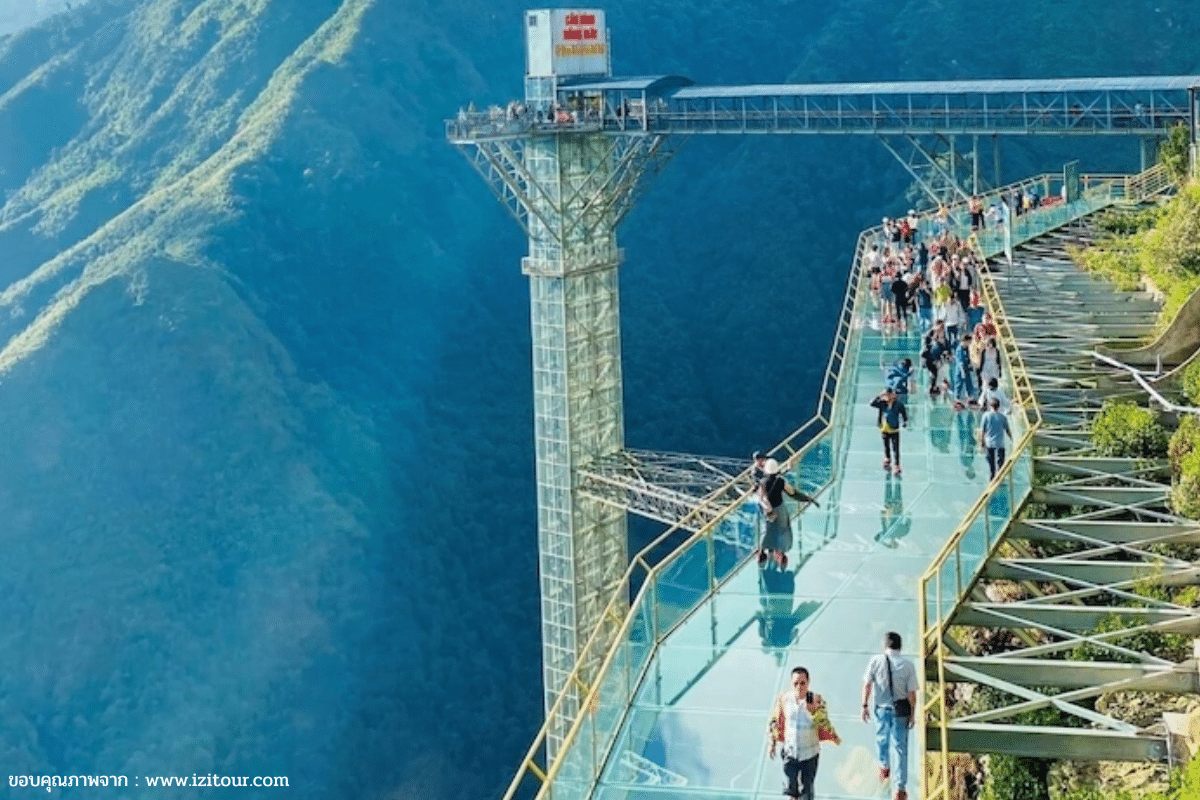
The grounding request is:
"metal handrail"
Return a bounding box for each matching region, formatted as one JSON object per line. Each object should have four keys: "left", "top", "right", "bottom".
{"left": 916, "top": 166, "right": 1170, "bottom": 800}
{"left": 916, "top": 258, "right": 1042, "bottom": 800}
{"left": 1092, "top": 351, "right": 1200, "bottom": 416}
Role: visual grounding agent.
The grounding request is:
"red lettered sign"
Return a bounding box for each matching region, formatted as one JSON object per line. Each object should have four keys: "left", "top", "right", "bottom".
{"left": 551, "top": 9, "right": 608, "bottom": 75}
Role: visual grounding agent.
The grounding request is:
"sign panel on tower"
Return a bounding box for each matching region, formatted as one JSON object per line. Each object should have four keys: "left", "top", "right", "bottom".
{"left": 526, "top": 9, "right": 610, "bottom": 78}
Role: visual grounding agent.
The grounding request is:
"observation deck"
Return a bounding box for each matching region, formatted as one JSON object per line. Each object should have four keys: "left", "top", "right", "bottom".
{"left": 447, "top": 75, "right": 1199, "bottom": 142}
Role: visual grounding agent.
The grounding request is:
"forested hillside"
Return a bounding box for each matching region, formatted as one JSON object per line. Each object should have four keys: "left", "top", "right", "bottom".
{"left": 0, "top": 0, "right": 85, "bottom": 36}
{"left": 0, "top": 1, "right": 1197, "bottom": 798}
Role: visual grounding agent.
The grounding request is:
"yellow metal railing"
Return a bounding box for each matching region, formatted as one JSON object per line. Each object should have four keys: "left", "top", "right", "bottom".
{"left": 916, "top": 259, "right": 1042, "bottom": 800}
{"left": 917, "top": 166, "right": 1171, "bottom": 800}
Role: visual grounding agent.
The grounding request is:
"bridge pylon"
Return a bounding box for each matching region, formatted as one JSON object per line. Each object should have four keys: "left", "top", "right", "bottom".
{"left": 448, "top": 8, "right": 679, "bottom": 756}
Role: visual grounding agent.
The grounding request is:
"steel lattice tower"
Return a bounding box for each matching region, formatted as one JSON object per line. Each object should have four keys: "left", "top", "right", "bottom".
{"left": 448, "top": 9, "right": 676, "bottom": 754}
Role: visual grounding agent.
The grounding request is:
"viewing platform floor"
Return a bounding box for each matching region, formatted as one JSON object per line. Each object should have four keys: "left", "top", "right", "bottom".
{"left": 599, "top": 297, "right": 1023, "bottom": 800}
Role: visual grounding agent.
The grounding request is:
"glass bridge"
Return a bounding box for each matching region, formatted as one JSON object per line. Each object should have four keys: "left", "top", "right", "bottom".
{"left": 593, "top": 295, "right": 1018, "bottom": 800}
{"left": 502, "top": 168, "right": 1174, "bottom": 800}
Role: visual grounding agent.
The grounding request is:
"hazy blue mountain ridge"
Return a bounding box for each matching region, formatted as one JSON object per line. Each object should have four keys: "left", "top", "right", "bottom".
{"left": 0, "top": 0, "right": 90, "bottom": 38}
{"left": 0, "top": 0, "right": 1198, "bottom": 798}
{"left": 0, "top": 0, "right": 467, "bottom": 794}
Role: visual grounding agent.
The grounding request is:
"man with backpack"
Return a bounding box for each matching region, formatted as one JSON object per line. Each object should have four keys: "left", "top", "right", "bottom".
{"left": 921, "top": 321, "right": 950, "bottom": 394}
{"left": 885, "top": 358, "right": 914, "bottom": 396}
{"left": 952, "top": 334, "right": 977, "bottom": 409}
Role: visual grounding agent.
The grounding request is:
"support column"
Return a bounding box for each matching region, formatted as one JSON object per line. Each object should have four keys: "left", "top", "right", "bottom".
{"left": 451, "top": 123, "right": 676, "bottom": 758}
{"left": 1190, "top": 87, "right": 1200, "bottom": 179}
{"left": 993, "top": 134, "right": 1002, "bottom": 188}
{"left": 972, "top": 134, "right": 980, "bottom": 195}
{"left": 1140, "top": 137, "right": 1158, "bottom": 172}
{"left": 949, "top": 135, "right": 957, "bottom": 187}
{"left": 524, "top": 132, "right": 629, "bottom": 754}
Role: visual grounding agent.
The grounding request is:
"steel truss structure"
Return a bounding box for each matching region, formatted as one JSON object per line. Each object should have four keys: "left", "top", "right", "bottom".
{"left": 449, "top": 126, "right": 679, "bottom": 755}
{"left": 658, "top": 78, "right": 1199, "bottom": 137}
{"left": 448, "top": 73, "right": 1200, "bottom": 213}
{"left": 577, "top": 448, "right": 754, "bottom": 532}
{"left": 925, "top": 217, "right": 1200, "bottom": 772}
{"left": 877, "top": 133, "right": 996, "bottom": 210}
{"left": 451, "top": 132, "right": 677, "bottom": 242}
{"left": 447, "top": 76, "right": 1200, "bottom": 142}
{"left": 448, "top": 38, "right": 1200, "bottom": 779}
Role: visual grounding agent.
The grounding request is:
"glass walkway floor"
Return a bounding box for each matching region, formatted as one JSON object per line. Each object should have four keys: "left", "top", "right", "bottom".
{"left": 597, "top": 303, "right": 1030, "bottom": 800}
{"left": 509, "top": 178, "right": 1158, "bottom": 800}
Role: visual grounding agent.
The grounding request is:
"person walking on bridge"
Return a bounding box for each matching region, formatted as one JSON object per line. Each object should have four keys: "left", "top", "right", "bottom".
{"left": 769, "top": 666, "right": 835, "bottom": 800}
{"left": 755, "top": 459, "right": 819, "bottom": 568}
{"left": 870, "top": 388, "right": 909, "bottom": 476}
{"left": 978, "top": 397, "right": 1013, "bottom": 480}
{"left": 861, "top": 632, "right": 919, "bottom": 800}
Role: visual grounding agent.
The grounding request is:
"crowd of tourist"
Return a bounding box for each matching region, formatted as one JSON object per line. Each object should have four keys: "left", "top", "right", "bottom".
{"left": 865, "top": 207, "right": 1020, "bottom": 479}
{"left": 755, "top": 203, "right": 1026, "bottom": 800}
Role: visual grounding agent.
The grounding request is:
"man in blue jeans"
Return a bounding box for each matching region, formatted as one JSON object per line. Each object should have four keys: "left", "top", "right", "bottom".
{"left": 952, "top": 334, "right": 976, "bottom": 409}
{"left": 861, "top": 632, "right": 919, "bottom": 800}
{"left": 870, "top": 388, "right": 909, "bottom": 476}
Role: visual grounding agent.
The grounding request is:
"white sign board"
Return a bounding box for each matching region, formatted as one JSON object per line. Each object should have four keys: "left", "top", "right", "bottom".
{"left": 526, "top": 9, "right": 609, "bottom": 78}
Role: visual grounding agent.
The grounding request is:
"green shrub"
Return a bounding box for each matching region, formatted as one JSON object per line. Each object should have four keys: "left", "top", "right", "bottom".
{"left": 1071, "top": 244, "right": 1142, "bottom": 291}
{"left": 1175, "top": 583, "right": 1200, "bottom": 607}
{"left": 1072, "top": 184, "right": 1200, "bottom": 333}
{"left": 1161, "top": 276, "right": 1200, "bottom": 331}
{"left": 1177, "top": 755, "right": 1200, "bottom": 800}
{"left": 983, "top": 755, "right": 1050, "bottom": 800}
{"left": 1096, "top": 206, "right": 1167, "bottom": 236}
{"left": 1092, "top": 400, "right": 1170, "bottom": 458}
{"left": 1069, "top": 608, "right": 1191, "bottom": 663}
{"left": 1159, "top": 123, "right": 1193, "bottom": 185}
{"left": 1145, "top": 183, "right": 1200, "bottom": 279}
{"left": 1171, "top": 416, "right": 1200, "bottom": 520}
{"left": 1170, "top": 415, "right": 1200, "bottom": 477}
{"left": 1174, "top": 447, "right": 1200, "bottom": 520}
{"left": 1181, "top": 360, "right": 1200, "bottom": 407}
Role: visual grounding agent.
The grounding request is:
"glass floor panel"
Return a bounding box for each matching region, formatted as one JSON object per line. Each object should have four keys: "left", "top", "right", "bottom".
{"left": 592, "top": 293, "right": 1013, "bottom": 800}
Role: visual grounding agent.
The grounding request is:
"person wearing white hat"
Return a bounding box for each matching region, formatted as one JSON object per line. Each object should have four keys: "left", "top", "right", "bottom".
{"left": 756, "top": 458, "right": 820, "bottom": 569}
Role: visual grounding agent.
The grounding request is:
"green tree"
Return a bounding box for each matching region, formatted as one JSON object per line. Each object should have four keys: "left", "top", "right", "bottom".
{"left": 1159, "top": 123, "right": 1193, "bottom": 184}
{"left": 1180, "top": 360, "right": 1200, "bottom": 407}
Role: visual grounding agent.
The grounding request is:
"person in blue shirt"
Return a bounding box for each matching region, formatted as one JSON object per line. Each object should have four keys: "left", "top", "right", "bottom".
{"left": 861, "top": 632, "right": 920, "bottom": 800}
{"left": 978, "top": 397, "right": 1013, "bottom": 479}
{"left": 885, "top": 358, "right": 914, "bottom": 396}
{"left": 913, "top": 276, "right": 933, "bottom": 332}
{"left": 870, "top": 388, "right": 909, "bottom": 476}
{"left": 921, "top": 320, "right": 950, "bottom": 394}
{"left": 952, "top": 334, "right": 976, "bottom": 409}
